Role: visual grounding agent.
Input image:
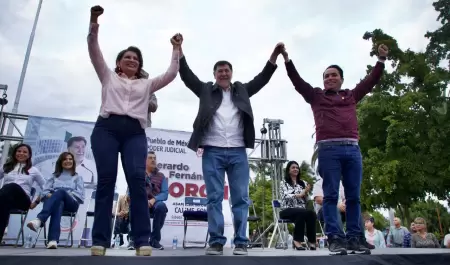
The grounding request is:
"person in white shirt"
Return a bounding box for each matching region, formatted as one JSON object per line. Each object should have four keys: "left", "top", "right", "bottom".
{"left": 0, "top": 144, "right": 45, "bottom": 243}
{"left": 312, "top": 178, "right": 346, "bottom": 227}
{"left": 312, "top": 178, "right": 370, "bottom": 248}
{"left": 443, "top": 229, "right": 450, "bottom": 248}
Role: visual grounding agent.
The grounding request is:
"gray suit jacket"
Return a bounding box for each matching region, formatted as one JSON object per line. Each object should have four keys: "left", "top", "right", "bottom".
{"left": 147, "top": 93, "right": 158, "bottom": 127}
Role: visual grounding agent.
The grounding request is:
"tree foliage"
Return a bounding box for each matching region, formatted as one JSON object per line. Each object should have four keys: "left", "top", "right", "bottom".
{"left": 357, "top": 0, "right": 450, "bottom": 222}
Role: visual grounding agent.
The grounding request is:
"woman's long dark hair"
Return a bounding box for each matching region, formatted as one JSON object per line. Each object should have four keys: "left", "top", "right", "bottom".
{"left": 284, "top": 160, "right": 305, "bottom": 188}
{"left": 3, "top": 143, "right": 33, "bottom": 175}
{"left": 114, "top": 46, "right": 144, "bottom": 79}
{"left": 53, "top": 152, "right": 76, "bottom": 177}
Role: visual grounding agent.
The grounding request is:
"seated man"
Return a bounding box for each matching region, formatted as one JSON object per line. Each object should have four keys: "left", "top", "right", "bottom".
{"left": 112, "top": 194, "right": 130, "bottom": 247}
{"left": 145, "top": 151, "right": 169, "bottom": 250}
{"left": 312, "top": 178, "right": 373, "bottom": 249}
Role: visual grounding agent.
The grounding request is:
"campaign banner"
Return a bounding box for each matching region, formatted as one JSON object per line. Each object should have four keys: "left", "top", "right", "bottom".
{"left": 3, "top": 115, "right": 234, "bottom": 248}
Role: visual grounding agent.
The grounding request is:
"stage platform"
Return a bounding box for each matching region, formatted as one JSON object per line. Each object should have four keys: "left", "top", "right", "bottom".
{"left": 0, "top": 246, "right": 449, "bottom": 265}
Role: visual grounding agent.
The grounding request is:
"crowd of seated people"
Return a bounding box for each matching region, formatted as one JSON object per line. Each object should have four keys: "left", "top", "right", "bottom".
{"left": 0, "top": 145, "right": 171, "bottom": 250}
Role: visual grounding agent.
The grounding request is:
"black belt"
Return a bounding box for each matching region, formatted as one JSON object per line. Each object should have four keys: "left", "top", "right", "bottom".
{"left": 318, "top": 141, "right": 358, "bottom": 147}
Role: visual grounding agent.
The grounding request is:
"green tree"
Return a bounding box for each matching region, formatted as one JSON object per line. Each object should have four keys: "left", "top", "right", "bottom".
{"left": 249, "top": 161, "right": 273, "bottom": 231}
{"left": 357, "top": 5, "right": 450, "bottom": 218}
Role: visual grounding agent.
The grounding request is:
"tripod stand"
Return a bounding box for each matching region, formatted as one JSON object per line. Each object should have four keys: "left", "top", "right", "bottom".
{"left": 248, "top": 118, "right": 288, "bottom": 248}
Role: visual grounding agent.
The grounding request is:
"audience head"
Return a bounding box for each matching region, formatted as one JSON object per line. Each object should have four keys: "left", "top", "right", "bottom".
{"left": 213, "top": 60, "right": 233, "bottom": 89}
{"left": 364, "top": 216, "right": 375, "bottom": 230}
{"left": 54, "top": 152, "right": 77, "bottom": 177}
{"left": 323, "top": 65, "right": 344, "bottom": 91}
{"left": 394, "top": 217, "right": 401, "bottom": 227}
{"left": 3, "top": 143, "right": 33, "bottom": 174}
{"left": 414, "top": 217, "right": 427, "bottom": 233}
{"left": 115, "top": 46, "right": 144, "bottom": 79}
{"left": 410, "top": 222, "right": 416, "bottom": 233}
{"left": 146, "top": 151, "right": 157, "bottom": 171}
{"left": 284, "top": 160, "right": 305, "bottom": 188}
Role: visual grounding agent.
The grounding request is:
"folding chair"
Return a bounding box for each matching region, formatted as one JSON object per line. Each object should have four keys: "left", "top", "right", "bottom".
{"left": 247, "top": 199, "right": 264, "bottom": 249}
{"left": 32, "top": 210, "right": 78, "bottom": 248}
{"left": 77, "top": 190, "right": 96, "bottom": 248}
{"left": 270, "top": 199, "right": 294, "bottom": 250}
{"left": 182, "top": 197, "right": 208, "bottom": 249}
{"left": 3, "top": 188, "right": 36, "bottom": 247}
{"left": 77, "top": 190, "right": 119, "bottom": 248}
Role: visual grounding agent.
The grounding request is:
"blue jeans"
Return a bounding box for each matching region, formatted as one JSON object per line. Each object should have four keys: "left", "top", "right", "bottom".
{"left": 318, "top": 144, "right": 362, "bottom": 239}
{"left": 37, "top": 189, "right": 79, "bottom": 242}
{"left": 150, "top": 201, "right": 168, "bottom": 243}
{"left": 90, "top": 115, "right": 150, "bottom": 248}
{"left": 202, "top": 146, "right": 250, "bottom": 246}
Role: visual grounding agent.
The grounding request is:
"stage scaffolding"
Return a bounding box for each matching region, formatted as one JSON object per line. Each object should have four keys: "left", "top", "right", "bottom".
{"left": 246, "top": 118, "right": 288, "bottom": 248}
{"left": 0, "top": 84, "right": 28, "bottom": 163}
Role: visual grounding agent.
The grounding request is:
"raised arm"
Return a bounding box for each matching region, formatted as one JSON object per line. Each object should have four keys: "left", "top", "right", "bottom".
{"left": 87, "top": 6, "right": 110, "bottom": 85}
{"left": 179, "top": 48, "right": 206, "bottom": 97}
{"left": 352, "top": 44, "right": 388, "bottom": 102}
{"left": 243, "top": 44, "right": 280, "bottom": 97}
{"left": 149, "top": 46, "right": 180, "bottom": 93}
{"left": 281, "top": 45, "right": 315, "bottom": 104}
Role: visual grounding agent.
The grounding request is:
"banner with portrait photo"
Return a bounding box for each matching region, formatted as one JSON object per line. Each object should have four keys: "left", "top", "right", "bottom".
{"left": 3, "top": 115, "right": 234, "bottom": 247}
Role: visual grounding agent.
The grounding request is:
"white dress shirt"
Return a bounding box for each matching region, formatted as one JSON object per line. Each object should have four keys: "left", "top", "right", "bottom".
{"left": 202, "top": 88, "right": 245, "bottom": 147}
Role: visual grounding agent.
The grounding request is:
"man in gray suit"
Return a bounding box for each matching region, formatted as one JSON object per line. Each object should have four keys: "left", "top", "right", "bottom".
{"left": 141, "top": 69, "right": 158, "bottom": 127}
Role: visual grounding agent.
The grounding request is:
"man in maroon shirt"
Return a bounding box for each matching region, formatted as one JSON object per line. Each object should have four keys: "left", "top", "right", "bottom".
{"left": 281, "top": 44, "right": 389, "bottom": 255}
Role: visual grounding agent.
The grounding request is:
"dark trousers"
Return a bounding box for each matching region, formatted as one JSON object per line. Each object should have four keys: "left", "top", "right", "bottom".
{"left": 114, "top": 217, "right": 130, "bottom": 235}
{"left": 280, "top": 208, "right": 317, "bottom": 243}
{"left": 0, "top": 183, "right": 31, "bottom": 242}
{"left": 318, "top": 144, "right": 363, "bottom": 239}
{"left": 202, "top": 146, "right": 250, "bottom": 246}
{"left": 149, "top": 201, "right": 168, "bottom": 243}
{"left": 37, "top": 190, "right": 79, "bottom": 242}
{"left": 90, "top": 115, "right": 150, "bottom": 249}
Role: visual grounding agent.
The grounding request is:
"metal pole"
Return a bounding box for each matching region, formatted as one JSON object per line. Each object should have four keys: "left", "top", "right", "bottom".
{"left": 1, "top": 0, "right": 43, "bottom": 165}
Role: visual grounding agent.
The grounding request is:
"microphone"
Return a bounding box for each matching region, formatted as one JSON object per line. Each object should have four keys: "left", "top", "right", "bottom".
{"left": 81, "top": 163, "right": 95, "bottom": 184}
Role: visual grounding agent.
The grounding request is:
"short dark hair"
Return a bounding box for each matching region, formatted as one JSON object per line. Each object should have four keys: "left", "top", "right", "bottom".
{"left": 213, "top": 60, "right": 233, "bottom": 72}
{"left": 67, "top": 136, "right": 86, "bottom": 148}
{"left": 324, "top": 64, "right": 344, "bottom": 79}
{"left": 148, "top": 151, "right": 155, "bottom": 155}
{"left": 115, "top": 46, "right": 144, "bottom": 79}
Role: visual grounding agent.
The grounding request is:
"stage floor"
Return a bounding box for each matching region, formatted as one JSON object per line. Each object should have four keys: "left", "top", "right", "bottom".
{"left": 0, "top": 246, "right": 449, "bottom": 265}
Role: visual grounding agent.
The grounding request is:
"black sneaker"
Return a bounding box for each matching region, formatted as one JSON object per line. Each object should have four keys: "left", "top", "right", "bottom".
{"left": 328, "top": 236, "right": 347, "bottom": 255}
{"left": 360, "top": 236, "right": 375, "bottom": 250}
{"left": 233, "top": 244, "right": 248, "bottom": 255}
{"left": 347, "top": 237, "right": 370, "bottom": 255}
{"left": 151, "top": 240, "right": 164, "bottom": 250}
{"left": 205, "top": 243, "right": 223, "bottom": 255}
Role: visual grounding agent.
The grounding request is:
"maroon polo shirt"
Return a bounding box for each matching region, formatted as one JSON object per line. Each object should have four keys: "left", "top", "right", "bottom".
{"left": 285, "top": 61, "right": 385, "bottom": 142}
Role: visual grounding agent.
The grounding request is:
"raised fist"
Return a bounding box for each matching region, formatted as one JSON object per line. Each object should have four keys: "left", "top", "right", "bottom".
{"left": 171, "top": 33, "right": 183, "bottom": 47}
{"left": 91, "top": 5, "right": 104, "bottom": 17}
{"left": 273, "top": 42, "right": 285, "bottom": 55}
{"left": 378, "top": 44, "right": 389, "bottom": 57}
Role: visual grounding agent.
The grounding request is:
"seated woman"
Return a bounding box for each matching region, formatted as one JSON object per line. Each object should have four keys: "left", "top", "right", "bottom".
{"left": 27, "top": 152, "right": 85, "bottom": 249}
{"left": 364, "top": 216, "right": 386, "bottom": 248}
{"left": 279, "top": 160, "right": 317, "bottom": 250}
{"left": 0, "top": 144, "right": 44, "bottom": 244}
{"left": 411, "top": 217, "right": 440, "bottom": 248}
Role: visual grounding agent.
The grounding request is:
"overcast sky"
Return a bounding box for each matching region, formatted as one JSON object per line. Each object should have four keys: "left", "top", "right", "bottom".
{"left": 0, "top": 1, "right": 442, "bottom": 175}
